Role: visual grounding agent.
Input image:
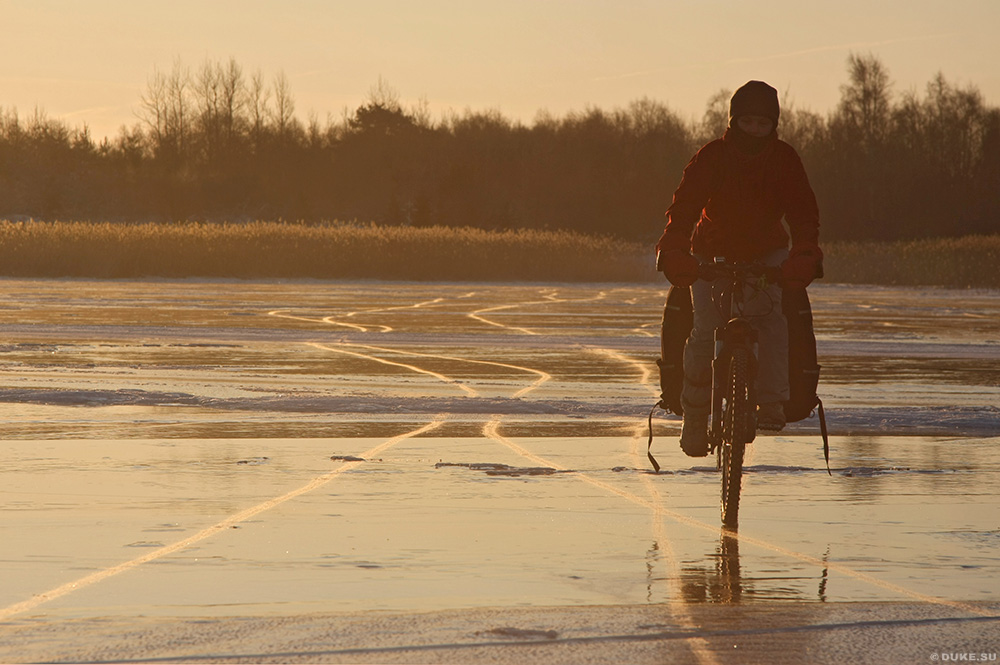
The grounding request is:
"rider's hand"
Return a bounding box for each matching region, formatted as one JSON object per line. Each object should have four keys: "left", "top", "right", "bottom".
{"left": 657, "top": 250, "right": 699, "bottom": 287}
{"left": 780, "top": 243, "right": 823, "bottom": 289}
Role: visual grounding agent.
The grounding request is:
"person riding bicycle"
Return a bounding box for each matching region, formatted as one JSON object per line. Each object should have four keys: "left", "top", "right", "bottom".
{"left": 656, "top": 80, "right": 822, "bottom": 457}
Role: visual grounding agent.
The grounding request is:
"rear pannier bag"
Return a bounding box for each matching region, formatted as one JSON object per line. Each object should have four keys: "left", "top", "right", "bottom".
{"left": 655, "top": 285, "right": 693, "bottom": 417}
{"left": 782, "top": 287, "right": 821, "bottom": 422}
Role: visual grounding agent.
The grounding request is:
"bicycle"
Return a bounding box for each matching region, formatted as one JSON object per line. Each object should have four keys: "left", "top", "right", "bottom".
{"left": 698, "top": 258, "right": 781, "bottom": 527}
{"left": 648, "top": 257, "right": 830, "bottom": 527}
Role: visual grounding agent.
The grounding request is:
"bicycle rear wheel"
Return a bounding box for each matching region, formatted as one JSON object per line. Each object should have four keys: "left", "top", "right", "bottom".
{"left": 721, "top": 348, "right": 752, "bottom": 527}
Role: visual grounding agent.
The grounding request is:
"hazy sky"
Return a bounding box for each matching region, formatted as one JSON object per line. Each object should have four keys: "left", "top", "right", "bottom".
{"left": 4, "top": 0, "right": 998, "bottom": 140}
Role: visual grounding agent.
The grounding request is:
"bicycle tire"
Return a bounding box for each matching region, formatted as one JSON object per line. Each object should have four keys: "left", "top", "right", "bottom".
{"left": 721, "top": 348, "right": 751, "bottom": 527}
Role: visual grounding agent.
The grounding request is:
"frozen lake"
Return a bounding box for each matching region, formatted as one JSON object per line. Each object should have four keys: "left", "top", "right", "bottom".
{"left": 0, "top": 279, "right": 997, "bottom": 663}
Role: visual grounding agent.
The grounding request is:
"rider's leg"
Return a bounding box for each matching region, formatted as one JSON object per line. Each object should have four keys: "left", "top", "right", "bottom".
{"left": 680, "top": 268, "right": 722, "bottom": 456}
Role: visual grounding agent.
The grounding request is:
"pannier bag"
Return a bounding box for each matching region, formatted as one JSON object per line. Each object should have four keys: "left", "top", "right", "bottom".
{"left": 782, "top": 287, "right": 821, "bottom": 422}
{"left": 655, "top": 285, "right": 693, "bottom": 417}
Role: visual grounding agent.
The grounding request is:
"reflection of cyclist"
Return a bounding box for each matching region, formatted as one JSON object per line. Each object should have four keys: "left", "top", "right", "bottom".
{"left": 656, "top": 80, "right": 822, "bottom": 457}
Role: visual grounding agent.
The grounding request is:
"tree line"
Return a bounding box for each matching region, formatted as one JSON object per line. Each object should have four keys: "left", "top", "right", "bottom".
{"left": 0, "top": 54, "right": 997, "bottom": 241}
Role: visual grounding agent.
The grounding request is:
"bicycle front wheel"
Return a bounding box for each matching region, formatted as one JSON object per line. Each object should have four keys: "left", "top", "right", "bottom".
{"left": 721, "top": 348, "right": 752, "bottom": 527}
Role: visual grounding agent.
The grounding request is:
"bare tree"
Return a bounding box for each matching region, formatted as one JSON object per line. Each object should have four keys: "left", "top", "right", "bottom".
{"left": 410, "top": 95, "right": 433, "bottom": 129}
{"left": 166, "top": 59, "right": 191, "bottom": 161}
{"left": 622, "top": 97, "right": 686, "bottom": 138}
{"left": 830, "top": 53, "right": 893, "bottom": 227}
{"left": 194, "top": 60, "right": 223, "bottom": 161}
{"left": 218, "top": 57, "right": 248, "bottom": 147}
{"left": 271, "top": 70, "right": 296, "bottom": 139}
{"left": 698, "top": 88, "right": 731, "bottom": 143}
{"left": 838, "top": 52, "right": 892, "bottom": 150}
{"left": 366, "top": 76, "right": 402, "bottom": 111}
{"left": 138, "top": 66, "right": 168, "bottom": 148}
{"left": 137, "top": 58, "right": 190, "bottom": 162}
{"left": 248, "top": 68, "right": 271, "bottom": 151}
{"left": 924, "top": 73, "right": 988, "bottom": 180}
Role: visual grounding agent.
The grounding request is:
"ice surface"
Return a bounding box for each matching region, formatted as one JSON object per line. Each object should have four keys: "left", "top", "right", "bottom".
{"left": 0, "top": 278, "right": 997, "bottom": 633}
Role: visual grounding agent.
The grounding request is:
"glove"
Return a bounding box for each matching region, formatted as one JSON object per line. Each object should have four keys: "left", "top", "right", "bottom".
{"left": 780, "top": 243, "right": 823, "bottom": 289}
{"left": 657, "top": 249, "right": 699, "bottom": 287}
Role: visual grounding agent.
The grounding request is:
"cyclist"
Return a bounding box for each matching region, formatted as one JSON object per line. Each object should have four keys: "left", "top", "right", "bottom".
{"left": 655, "top": 80, "right": 822, "bottom": 457}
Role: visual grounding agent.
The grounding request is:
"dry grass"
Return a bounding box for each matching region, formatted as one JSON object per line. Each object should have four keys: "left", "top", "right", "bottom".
{"left": 0, "top": 220, "right": 652, "bottom": 282}
{"left": 822, "top": 235, "right": 1000, "bottom": 288}
{"left": 1, "top": 220, "right": 997, "bottom": 287}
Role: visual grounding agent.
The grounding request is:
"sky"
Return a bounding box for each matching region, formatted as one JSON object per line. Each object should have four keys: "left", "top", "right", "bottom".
{"left": 3, "top": 0, "right": 999, "bottom": 141}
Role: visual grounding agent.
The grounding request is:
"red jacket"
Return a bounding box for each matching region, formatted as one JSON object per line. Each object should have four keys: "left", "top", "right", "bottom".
{"left": 657, "top": 129, "right": 819, "bottom": 261}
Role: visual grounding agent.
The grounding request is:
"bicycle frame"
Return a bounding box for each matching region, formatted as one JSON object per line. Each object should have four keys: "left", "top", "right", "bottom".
{"left": 700, "top": 259, "right": 780, "bottom": 526}
{"left": 701, "top": 259, "right": 777, "bottom": 453}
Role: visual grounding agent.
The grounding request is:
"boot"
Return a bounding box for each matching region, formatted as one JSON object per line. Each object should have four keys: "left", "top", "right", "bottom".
{"left": 679, "top": 412, "right": 710, "bottom": 457}
{"left": 757, "top": 402, "right": 786, "bottom": 431}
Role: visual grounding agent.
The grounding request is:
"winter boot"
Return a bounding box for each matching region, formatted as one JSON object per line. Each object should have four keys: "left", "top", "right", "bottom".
{"left": 679, "top": 412, "right": 710, "bottom": 457}
{"left": 757, "top": 402, "right": 786, "bottom": 432}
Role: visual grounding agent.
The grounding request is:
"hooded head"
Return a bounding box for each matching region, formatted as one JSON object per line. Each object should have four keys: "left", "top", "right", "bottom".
{"left": 729, "top": 80, "right": 780, "bottom": 131}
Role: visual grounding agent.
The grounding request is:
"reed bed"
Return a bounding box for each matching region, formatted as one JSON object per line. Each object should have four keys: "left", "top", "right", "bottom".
{"left": 821, "top": 235, "right": 1000, "bottom": 288}
{"left": 0, "top": 220, "right": 652, "bottom": 282}
{"left": 0, "top": 220, "right": 997, "bottom": 287}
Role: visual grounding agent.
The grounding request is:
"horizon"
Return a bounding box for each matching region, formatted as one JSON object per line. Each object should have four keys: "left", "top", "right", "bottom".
{"left": 4, "top": 0, "right": 999, "bottom": 142}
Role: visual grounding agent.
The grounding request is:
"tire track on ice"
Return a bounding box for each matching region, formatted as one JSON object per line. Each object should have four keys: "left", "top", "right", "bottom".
{"left": 467, "top": 289, "right": 607, "bottom": 335}
{"left": 271, "top": 295, "right": 471, "bottom": 334}
{"left": 268, "top": 309, "right": 375, "bottom": 333}
{"left": 311, "top": 341, "right": 550, "bottom": 399}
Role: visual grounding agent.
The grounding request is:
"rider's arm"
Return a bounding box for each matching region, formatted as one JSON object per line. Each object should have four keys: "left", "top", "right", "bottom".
{"left": 779, "top": 145, "right": 823, "bottom": 285}
{"left": 779, "top": 145, "right": 820, "bottom": 248}
{"left": 656, "top": 141, "right": 721, "bottom": 254}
